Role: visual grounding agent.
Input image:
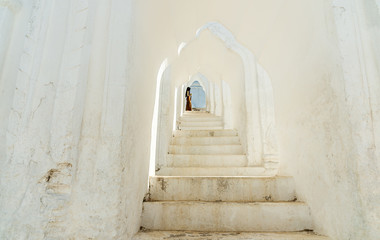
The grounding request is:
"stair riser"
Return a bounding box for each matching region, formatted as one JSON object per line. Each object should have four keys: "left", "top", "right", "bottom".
{"left": 141, "top": 202, "right": 313, "bottom": 232}
{"left": 179, "top": 121, "right": 222, "bottom": 127}
{"left": 179, "top": 126, "right": 224, "bottom": 130}
{"left": 167, "top": 155, "right": 246, "bottom": 167}
{"left": 179, "top": 117, "right": 222, "bottom": 122}
{"left": 169, "top": 145, "right": 243, "bottom": 155}
{"left": 149, "top": 177, "right": 297, "bottom": 202}
{"left": 133, "top": 231, "right": 330, "bottom": 240}
{"left": 172, "top": 136, "right": 240, "bottom": 145}
{"left": 182, "top": 113, "right": 215, "bottom": 116}
{"left": 174, "top": 130, "right": 238, "bottom": 137}
{"left": 156, "top": 167, "right": 277, "bottom": 176}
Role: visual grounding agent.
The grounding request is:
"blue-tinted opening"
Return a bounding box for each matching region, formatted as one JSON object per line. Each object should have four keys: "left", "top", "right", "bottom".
{"left": 190, "top": 81, "right": 206, "bottom": 109}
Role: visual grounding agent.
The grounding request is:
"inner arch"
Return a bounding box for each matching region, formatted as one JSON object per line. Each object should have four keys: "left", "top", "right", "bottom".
{"left": 189, "top": 81, "right": 206, "bottom": 110}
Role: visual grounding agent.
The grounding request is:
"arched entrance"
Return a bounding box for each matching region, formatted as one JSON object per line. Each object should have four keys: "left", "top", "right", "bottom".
{"left": 189, "top": 81, "right": 206, "bottom": 111}
{"left": 150, "top": 22, "right": 279, "bottom": 174}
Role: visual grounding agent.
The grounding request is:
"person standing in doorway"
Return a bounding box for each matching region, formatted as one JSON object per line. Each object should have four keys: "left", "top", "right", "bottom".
{"left": 185, "top": 87, "right": 192, "bottom": 111}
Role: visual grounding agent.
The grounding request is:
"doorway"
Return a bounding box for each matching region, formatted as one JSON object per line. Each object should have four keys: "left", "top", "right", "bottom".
{"left": 189, "top": 81, "right": 206, "bottom": 111}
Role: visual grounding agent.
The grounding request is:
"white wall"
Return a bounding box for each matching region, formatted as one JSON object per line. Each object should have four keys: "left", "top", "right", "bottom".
{"left": 0, "top": 0, "right": 151, "bottom": 239}
{"left": 331, "top": 0, "right": 380, "bottom": 238}
{"left": 0, "top": 0, "right": 74, "bottom": 238}
{"left": 0, "top": 0, "right": 378, "bottom": 239}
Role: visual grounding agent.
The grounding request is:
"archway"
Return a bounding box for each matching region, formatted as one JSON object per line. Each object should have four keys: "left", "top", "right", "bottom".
{"left": 178, "top": 22, "right": 278, "bottom": 166}
{"left": 182, "top": 73, "right": 211, "bottom": 112}
{"left": 150, "top": 22, "right": 278, "bottom": 174}
{"left": 189, "top": 81, "right": 206, "bottom": 110}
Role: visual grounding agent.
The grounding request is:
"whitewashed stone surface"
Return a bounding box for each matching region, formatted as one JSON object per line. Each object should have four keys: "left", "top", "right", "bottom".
{"left": 0, "top": 0, "right": 379, "bottom": 239}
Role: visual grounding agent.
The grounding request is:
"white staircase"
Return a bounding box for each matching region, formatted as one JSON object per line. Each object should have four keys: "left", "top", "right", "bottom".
{"left": 156, "top": 112, "right": 275, "bottom": 177}
{"left": 134, "top": 112, "right": 330, "bottom": 240}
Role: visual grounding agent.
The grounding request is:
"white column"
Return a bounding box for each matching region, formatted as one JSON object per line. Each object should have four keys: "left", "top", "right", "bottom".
{"left": 222, "top": 80, "right": 232, "bottom": 128}
{"left": 181, "top": 84, "right": 185, "bottom": 115}
{"left": 214, "top": 81, "right": 222, "bottom": 116}
{"left": 209, "top": 82, "right": 215, "bottom": 114}
{"left": 174, "top": 87, "right": 181, "bottom": 129}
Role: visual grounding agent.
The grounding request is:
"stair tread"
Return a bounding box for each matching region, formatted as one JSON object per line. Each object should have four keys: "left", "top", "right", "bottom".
{"left": 150, "top": 175, "right": 291, "bottom": 179}
{"left": 144, "top": 201, "right": 306, "bottom": 205}
{"left": 179, "top": 120, "right": 222, "bottom": 122}
{"left": 159, "top": 166, "right": 263, "bottom": 168}
{"left": 179, "top": 119, "right": 222, "bottom": 122}
{"left": 170, "top": 144, "right": 241, "bottom": 146}
{"left": 179, "top": 127, "right": 224, "bottom": 130}
{"left": 168, "top": 154, "right": 246, "bottom": 156}
{"left": 174, "top": 130, "right": 236, "bottom": 133}
{"left": 176, "top": 129, "right": 236, "bottom": 131}
{"left": 173, "top": 130, "right": 238, "bottom": 137}
{"left": 133, "top": 231, "right": 330, "bottom": 240}
{"left": 173, "top": 136, "right": 239, "bottom": 139}
{"left": 156, "top": 167, "right": 276, "bottom": 176}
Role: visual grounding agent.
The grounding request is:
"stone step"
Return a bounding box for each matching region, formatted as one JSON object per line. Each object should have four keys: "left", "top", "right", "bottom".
{"left": 169, "top": 145, "right": 243, "bottom": 155}
{"left": 174, "top": 129, "right": 238, "bottom": 137}
{"left": 182, "top": 112, "right": 215, "bottom": 116}
{"left": 166, "top": 154, "right": 246, "bottom": 167}
{"left": 141, "top": 201, "right": 313, "bottom": 232}
{"left": 156, "top": 167, "right": 276, "bottom": 176}
{"left": 179, "top": 121, "right": 223, "bottom": 128}
{"left": 179, "top": 126, "right": 224, "bottom": 130}
{"left": 179, "top": 116, "right": 222, "bottom": 122}
{"left": 172, "top": 136, "right": 240, "bottom": 145}
{"left": 133, "top": 231, "right": 330, "bottom": 240}
{"left": 148, "top": 176, "right": 297, "bottom": 202}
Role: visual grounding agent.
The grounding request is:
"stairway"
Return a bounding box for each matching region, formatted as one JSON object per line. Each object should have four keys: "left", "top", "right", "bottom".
{"left": 134, "top": 112, "right": 329, "bottom": 240}
{"left": 156, "top": 112, "right": 273, "bottom": 177}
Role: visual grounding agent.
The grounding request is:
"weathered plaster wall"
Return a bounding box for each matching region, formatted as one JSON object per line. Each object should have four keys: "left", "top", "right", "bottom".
{"left": 0, "top": 0, "right": 74, "bottom": 238}
{"left": 330, "top": 0, "right": 380, "bottom": 238}
{"left": 0, "top": 0, "right": 149, "bottom": 239}
{"left": 0, "top": 0, "right": 30, "bottom": 174}
{"left": 0, "top": 0, "right": 379, "bottom": 239}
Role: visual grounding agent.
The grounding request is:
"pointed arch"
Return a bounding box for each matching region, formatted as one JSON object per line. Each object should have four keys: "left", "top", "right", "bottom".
{"left": 152, "top": 21, "right": 278, "bottom": 172}
{"left": 178, "top": 22, "right": 278, "bottom": 166}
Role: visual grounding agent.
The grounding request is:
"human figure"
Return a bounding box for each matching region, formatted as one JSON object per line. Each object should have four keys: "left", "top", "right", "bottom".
{"left": 185, "top": 87, "right": 192, "bottom": 111}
